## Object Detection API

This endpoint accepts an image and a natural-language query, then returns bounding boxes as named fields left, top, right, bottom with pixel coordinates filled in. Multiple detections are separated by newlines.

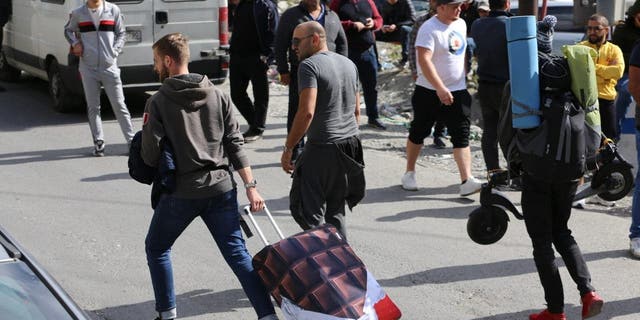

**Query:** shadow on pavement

left=378, top=249, right=628, bottom=287
left=0, top=143, right=130, bottom=166
left=89, top=288, right=251, bottom=320
left=361, top=185, right=471, bottom=204
left=377, top=205, right=476, bottom=222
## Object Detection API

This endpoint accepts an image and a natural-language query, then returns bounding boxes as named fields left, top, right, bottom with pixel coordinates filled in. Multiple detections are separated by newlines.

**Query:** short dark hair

left=489, top=0, right=507, bottom=10
left=589, top=13, right=609, bottom=27
left=152, top=33, right=190, bottom=65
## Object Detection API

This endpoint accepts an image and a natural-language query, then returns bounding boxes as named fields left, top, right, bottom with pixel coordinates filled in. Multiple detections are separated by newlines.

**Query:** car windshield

left=0, top=261, right=74, bottom=319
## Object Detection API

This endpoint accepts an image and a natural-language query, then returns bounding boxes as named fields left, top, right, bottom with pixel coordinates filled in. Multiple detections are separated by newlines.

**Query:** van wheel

left=47, top=61, right=78, bottom=113
left=0, top=50, right=21, bottom=82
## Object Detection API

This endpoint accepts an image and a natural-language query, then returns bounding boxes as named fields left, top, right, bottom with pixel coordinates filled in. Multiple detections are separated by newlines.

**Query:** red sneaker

left=581, top=291, right=604, bottom=319
left=529, top=309, right=567, bottom=320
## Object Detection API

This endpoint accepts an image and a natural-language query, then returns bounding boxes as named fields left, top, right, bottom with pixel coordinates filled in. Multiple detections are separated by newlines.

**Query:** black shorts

left=409, top=85, right=471, bottom=148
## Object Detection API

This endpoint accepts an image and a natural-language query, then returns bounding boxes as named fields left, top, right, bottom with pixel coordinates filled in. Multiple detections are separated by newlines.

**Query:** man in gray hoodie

left=64, top=0, right=134, bottom=156
left=141, top=33, right=277, bottom=320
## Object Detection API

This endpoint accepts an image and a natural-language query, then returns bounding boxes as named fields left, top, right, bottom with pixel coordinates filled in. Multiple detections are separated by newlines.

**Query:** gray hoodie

left=141, top=74, right=249, bottom=199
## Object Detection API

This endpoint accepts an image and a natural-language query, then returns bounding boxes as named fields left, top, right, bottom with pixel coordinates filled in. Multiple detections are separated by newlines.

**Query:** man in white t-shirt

left=400, top=0, right=483, bottom=197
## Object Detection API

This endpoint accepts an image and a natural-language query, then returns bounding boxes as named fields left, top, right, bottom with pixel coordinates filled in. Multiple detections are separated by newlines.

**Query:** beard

left=588, top=35, right=604, bottom=44
left=156, top=68, right=170, bottom=82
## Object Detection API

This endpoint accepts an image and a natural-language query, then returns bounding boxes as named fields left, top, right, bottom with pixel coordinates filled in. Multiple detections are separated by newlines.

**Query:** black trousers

left=521, top=174, right=595, bottom=313
left=478, top=81, right=506, bottom=171
left=598, top=98, right=616, bottom=140
left=229, top=54, right=269, bottom=131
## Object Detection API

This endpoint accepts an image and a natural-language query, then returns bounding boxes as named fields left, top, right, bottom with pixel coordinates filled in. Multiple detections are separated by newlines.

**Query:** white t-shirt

left=89, top=4, right=104, bottom=28
left=414, top=16, right=467, bottom=91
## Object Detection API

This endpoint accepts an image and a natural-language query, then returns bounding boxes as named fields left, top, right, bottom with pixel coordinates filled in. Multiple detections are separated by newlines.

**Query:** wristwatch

left=283, top=145, right=293, bottom=153
left=244, top=179, right=257, bottom=189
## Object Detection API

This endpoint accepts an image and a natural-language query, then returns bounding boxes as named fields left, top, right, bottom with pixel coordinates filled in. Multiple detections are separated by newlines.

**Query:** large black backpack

left=516, top=91, right=586, bottom=182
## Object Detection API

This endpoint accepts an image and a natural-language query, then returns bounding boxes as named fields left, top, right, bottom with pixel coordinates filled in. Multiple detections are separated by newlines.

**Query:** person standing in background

left=374, top=0, right=416, bottom=67
left=331, top=0, right=387, bottom=130
left=580, top=14, right=624, bottom=141
left=64, top=0, right=135, bottom=156
left=470, top=0, right=512, bottom=179
left=624, top=40, right=640, bottom=259
left=275, top=0, right=347, bottom=162
left=612, top=0, right=640, bottom=141
left=229, top=0, right=279, bottom=142
left=0, top=0, right=10, bottom=92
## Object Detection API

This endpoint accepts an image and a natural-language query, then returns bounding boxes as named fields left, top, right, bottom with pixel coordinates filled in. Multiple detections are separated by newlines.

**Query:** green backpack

left=562, top=44, right=602, bottom=156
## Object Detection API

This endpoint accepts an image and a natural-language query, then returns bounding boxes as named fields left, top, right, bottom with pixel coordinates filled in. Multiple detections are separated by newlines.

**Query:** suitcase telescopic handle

left=243, top=205, right=285, bottom=246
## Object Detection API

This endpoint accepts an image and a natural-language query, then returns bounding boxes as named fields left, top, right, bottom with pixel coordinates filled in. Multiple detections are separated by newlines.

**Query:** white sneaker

left=588, top=195, right=616, bottom=207
left=401, top=171, right=418, bottom=191
left=630, top=238, right=640, bottom=259
left=460, top=176, right=483, bottom=197
left=572, top=198, right=586, bottom=209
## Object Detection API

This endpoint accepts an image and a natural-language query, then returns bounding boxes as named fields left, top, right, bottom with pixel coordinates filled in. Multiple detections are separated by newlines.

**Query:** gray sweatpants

left=79, top=63, right=134, bottom=144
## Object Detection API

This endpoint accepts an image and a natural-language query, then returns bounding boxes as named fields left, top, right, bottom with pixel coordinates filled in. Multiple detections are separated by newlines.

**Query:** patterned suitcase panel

left=253, top=225, right=368, bottom=318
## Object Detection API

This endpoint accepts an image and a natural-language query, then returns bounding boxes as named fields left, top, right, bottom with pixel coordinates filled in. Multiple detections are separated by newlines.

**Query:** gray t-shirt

left=297, top=51, right=359, bottom=143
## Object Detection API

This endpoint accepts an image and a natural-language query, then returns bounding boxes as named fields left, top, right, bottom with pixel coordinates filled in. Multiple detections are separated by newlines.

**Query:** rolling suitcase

left=242, top=206, right=402, bottom=320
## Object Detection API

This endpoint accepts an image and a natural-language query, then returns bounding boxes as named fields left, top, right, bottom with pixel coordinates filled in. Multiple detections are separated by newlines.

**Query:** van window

left=41, top=0, right=65, bottom=4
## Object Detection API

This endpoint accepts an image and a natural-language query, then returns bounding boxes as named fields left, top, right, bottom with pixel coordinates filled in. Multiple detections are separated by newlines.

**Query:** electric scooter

left=467, top=140, right=635, bottom=245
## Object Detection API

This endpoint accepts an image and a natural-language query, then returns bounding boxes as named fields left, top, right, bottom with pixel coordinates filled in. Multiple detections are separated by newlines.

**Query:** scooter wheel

left=593, top=161, right=634, bottom=202
left=467, top=206, right=509, bottom=245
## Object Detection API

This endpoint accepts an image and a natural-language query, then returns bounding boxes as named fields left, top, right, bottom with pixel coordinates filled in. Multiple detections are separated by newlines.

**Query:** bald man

left=281, top=21, right=365, bottom=239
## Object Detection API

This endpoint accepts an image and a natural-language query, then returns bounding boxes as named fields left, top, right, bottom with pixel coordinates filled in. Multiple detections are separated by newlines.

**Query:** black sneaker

left=368, top=118, right=387, bottom=130
left=93, top=140, right=105, bottom=157
left=242, top=128, right=263, bottom=143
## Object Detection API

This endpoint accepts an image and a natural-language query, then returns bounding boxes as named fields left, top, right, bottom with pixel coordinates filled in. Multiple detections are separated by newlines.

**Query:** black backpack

left=516, top=91, right=586, bottom=182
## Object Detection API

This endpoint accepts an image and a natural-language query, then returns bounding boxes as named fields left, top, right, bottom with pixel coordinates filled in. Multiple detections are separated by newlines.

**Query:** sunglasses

left=292, top=34, right=314, bottom=47
left=586, top=26, right=605, bottom=32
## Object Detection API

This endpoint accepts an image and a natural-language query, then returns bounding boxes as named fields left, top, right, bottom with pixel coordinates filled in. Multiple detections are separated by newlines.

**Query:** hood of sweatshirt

left=158, top=73, right=213, bottom=111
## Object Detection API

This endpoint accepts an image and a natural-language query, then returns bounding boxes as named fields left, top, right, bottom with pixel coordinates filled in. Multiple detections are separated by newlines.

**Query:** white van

left=0, top=0, right=230, bottom=112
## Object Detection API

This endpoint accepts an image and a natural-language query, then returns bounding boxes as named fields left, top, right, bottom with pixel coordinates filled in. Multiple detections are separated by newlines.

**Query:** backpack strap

left=511, top=99, right=542, bottom=119
left=556, top=102, right=572, bottom=163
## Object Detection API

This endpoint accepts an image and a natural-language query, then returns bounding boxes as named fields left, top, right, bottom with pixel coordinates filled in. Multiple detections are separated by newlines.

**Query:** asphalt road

left=1, top=75, right=639, bottom=320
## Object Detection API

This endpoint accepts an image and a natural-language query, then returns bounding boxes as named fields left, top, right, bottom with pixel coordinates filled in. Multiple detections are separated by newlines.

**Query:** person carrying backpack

left=517, top=16, right=604, bottom=320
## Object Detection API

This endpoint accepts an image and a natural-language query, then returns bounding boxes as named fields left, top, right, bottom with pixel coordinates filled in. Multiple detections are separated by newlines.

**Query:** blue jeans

left=631, top=130, right=640, bottom=239
left=615, top=73, right=632, bottom=140
left=145, top=190, right=275, bottom=319
left=349, top=46, right=379, bottom=120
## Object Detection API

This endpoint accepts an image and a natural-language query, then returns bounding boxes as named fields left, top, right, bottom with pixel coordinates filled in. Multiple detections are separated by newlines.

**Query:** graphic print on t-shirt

left=448, top=30, right=465, bottom=55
